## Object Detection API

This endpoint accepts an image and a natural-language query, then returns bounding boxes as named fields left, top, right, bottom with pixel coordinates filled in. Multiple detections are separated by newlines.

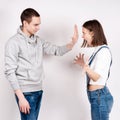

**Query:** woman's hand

left=74, top=53, right=100, bottom=81
left=74, top=53, right=85, bottom=67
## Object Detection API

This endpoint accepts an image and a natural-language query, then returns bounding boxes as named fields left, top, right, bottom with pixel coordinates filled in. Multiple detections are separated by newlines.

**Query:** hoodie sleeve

left=4, top=39, right=20, bottom=91
left=41, top=39, right=71, bottom=56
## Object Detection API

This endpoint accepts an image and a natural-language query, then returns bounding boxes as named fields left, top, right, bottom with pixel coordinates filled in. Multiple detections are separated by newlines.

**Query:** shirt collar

left=17, top=26, right=37, bottom=44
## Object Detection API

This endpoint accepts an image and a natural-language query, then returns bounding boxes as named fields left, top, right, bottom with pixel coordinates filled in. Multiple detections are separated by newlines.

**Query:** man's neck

left=21, top=27, right=33, bottom=37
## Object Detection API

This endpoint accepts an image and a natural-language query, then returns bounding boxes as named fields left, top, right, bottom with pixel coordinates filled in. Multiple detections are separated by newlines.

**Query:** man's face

left=24, top=16, right=41, bottom=36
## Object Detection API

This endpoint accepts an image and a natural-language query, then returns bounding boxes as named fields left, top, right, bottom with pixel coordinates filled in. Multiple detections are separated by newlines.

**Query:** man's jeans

left=16, top=90, right=43, bottom=120
left=87, top=86, right=113, bottom=120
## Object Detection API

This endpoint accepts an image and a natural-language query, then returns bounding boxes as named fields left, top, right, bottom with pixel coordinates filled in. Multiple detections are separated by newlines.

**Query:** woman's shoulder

left=96, top=45, right=110, bottom=53
left=95, top=45, right=111, bottom=58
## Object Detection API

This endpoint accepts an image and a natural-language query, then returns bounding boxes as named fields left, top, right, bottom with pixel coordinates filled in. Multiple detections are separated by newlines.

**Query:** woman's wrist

left=83, top=64, right=89, bottom=72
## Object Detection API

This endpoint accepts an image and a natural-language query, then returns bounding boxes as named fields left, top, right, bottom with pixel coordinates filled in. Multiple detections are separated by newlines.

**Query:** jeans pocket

left=23, top=92, right=33, bottom=96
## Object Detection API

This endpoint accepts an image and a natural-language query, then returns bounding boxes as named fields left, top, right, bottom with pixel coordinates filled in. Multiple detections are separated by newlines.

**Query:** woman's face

left=82, top=27, right=94, bottom=46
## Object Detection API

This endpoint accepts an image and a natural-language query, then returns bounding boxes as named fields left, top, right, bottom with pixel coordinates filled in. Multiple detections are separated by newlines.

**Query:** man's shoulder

left=6, top=33, right=20, bottom=47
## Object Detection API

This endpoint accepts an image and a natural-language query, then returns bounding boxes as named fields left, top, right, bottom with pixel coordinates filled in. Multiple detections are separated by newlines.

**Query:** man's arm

left=5, top=40, right=20, bottom=90
left=41, top=25, right=79, bottom=56
left=5, top=40, right=30, bottom=114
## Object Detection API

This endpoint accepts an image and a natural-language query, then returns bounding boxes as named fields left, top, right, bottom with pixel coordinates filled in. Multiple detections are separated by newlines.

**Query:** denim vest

left=86, top=46, right=112, bottom=88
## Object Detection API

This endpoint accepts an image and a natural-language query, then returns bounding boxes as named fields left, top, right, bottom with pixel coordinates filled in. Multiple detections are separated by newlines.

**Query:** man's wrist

left=66, top=42, right=74, bottom=49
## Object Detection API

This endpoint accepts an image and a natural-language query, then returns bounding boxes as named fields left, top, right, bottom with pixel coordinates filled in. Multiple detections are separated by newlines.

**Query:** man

left=5, top=8, right=78, bottom=120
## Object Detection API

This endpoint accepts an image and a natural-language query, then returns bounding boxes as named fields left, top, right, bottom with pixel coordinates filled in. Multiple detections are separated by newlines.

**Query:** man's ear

left=23, top=20, right=28, bottom=27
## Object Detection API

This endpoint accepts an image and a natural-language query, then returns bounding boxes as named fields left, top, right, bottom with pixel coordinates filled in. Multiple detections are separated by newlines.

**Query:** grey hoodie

left=5, top=27, right=70, bottom=92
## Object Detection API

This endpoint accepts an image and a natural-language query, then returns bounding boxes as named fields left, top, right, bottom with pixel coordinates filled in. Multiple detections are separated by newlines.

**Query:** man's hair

left=81, top=19, right=107, bottom=47
left=20, top=8, right=40, bottom=25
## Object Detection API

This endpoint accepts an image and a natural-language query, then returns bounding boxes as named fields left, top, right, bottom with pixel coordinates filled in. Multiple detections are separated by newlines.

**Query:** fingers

left=19, top=99, right=31, bottom=114
left=77, top=53, right=84, bottom=59
left=74, top=24, right=79, bottom=38
left=20, top=105, right=30, bottom=114
left=26, top=104, right=30, bottom=114
left=74, top=54, right=79, bottom=64
left=72, top=24, right=79, bottom=44
left=75, top=55, right=80, bottom=59
left=20, top=104, right=30, bottom=114
left=74, top=24, right=78, bottom=34
left=81, top=53, right=84, bottom=59
left=74, top=53, right=84, bottom=62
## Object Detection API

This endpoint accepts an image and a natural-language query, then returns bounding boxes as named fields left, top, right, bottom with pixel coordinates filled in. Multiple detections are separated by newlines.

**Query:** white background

left=0, top=0, right=120, bottom=120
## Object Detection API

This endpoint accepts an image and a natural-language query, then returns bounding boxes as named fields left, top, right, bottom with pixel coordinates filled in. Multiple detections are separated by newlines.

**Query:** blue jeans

left=87, top=86, right=113, bottom=120
left=16, top=90, right=43, bottom=120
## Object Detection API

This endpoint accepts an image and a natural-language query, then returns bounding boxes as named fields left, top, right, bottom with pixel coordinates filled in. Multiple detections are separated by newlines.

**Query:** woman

left=74, top=19, right=113, bottom=120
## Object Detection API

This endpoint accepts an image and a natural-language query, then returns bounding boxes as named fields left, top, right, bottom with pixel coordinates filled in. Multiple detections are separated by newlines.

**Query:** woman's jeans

left=16, top=90, right=43, bottom=120
left=87, top=86, right=113, bottom=120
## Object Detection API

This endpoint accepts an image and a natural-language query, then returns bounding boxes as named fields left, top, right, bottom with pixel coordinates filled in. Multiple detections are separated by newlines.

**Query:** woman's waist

left=87, top=86, right=112, bottom=101
left=88, top=85, right=105, bottom=91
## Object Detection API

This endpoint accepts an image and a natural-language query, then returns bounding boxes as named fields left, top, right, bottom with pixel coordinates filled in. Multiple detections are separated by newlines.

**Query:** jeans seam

left=97, top=91, right=100, bottom=105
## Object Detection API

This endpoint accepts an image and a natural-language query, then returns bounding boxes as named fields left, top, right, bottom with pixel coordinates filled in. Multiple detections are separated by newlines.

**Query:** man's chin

left=31, top=32, right=36, bottom=35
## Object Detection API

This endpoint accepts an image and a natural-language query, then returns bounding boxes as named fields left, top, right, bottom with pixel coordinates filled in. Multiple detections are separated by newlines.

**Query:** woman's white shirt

left=89, top=45, right=112, bottom=85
